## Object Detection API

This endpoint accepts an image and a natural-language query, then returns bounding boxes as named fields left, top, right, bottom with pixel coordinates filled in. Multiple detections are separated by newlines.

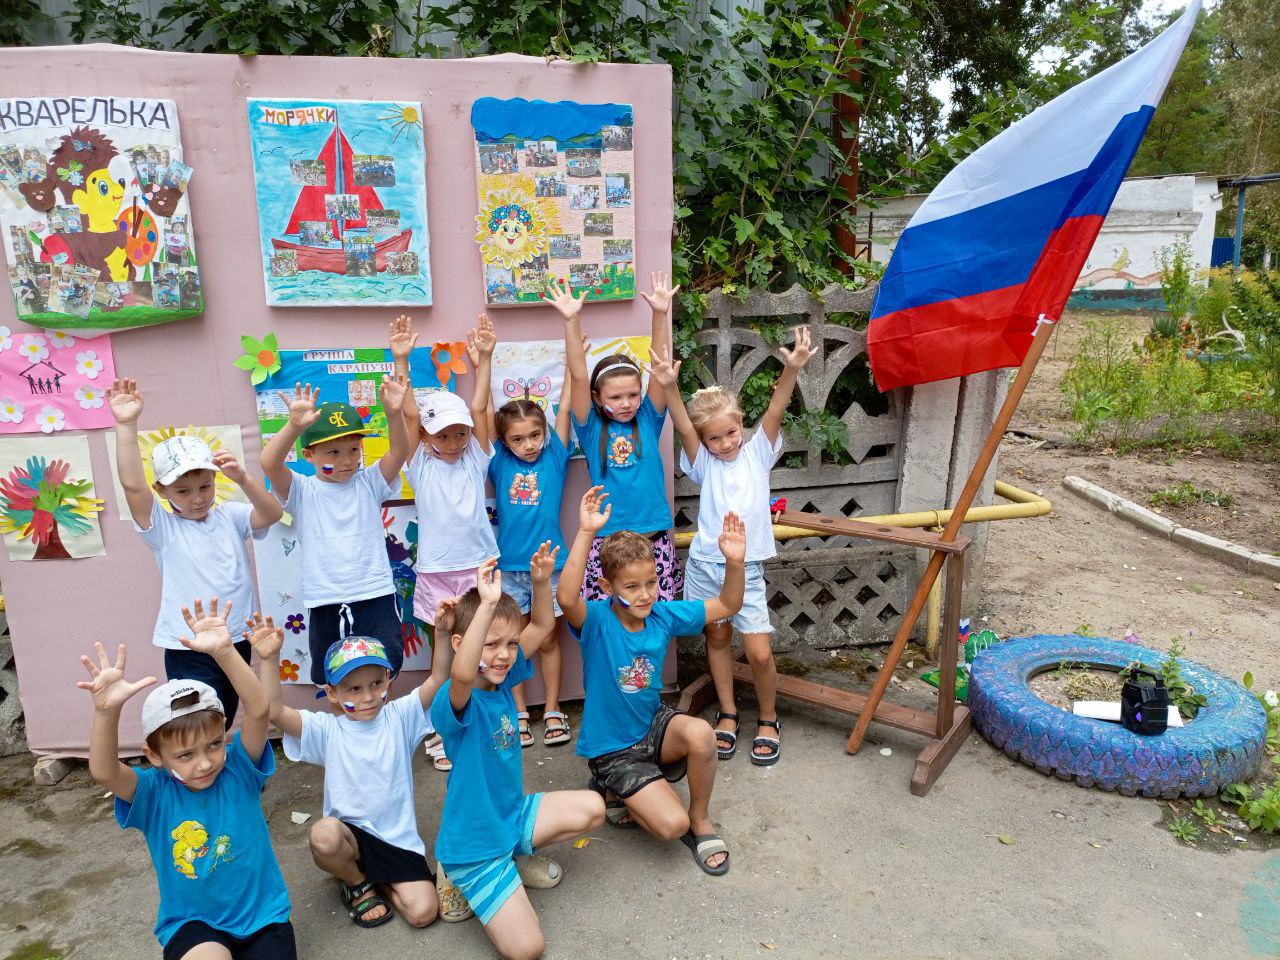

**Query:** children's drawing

left=246, top=100, right=431, bottom=306
left=0, top=97, right=201, bottom=331
left=489, top=335, right=650, bottom=457
left=104, top=424, right=248, bottom=520
left=253, top=346, right=452, bottom=498
left=253, top=504, right=432, bottom=684
left=0, top=433, right=105, bottom=560
left=0, top=324, right=117, bottom=435
left=471, top=98, right=635, bottom=307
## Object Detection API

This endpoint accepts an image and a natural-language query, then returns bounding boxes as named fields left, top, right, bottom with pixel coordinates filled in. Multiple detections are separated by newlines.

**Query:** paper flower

left=431, top=341, right=468, bottom=387
left=279, top=660, right=300, bottom=682
left=233, top=333, right=282, bottom=386
left=75, top=384, right=104, bottom=409
left=0, top=398, right=23, bottom=423
left=47, top=330, right=76, bottom=349
left=1265, top=690, right=1278, bottom=708
left=74, top=350, right=104, bottom=379
left=284, top=613, right=306, bottom=634
left=0, top=326, right=12, bottom=351
left=19, top=334, right=48, bottom=363
left=35, top=405, right=64, bottom=433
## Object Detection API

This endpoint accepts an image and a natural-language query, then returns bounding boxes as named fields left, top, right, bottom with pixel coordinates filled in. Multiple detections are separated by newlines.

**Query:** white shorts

left=683, top=557, right=773, bottom=635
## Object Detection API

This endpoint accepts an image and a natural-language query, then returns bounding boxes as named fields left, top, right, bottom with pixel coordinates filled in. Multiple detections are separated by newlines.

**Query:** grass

left=1148, top=481, right=1234, bottom=510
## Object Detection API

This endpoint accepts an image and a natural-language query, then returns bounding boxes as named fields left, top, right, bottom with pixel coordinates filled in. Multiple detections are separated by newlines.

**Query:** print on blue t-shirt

left=572, top=396, right=672, bottom=536
left=571, top=599, right=706, bottom=758
left=488, top=431, right=569, bottom=571
left=430, top=648, right=535, bottom=863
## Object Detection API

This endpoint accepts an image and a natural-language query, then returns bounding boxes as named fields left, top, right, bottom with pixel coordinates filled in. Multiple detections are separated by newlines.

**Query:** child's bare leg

left=661, top=714, right=726, bottom=868
left=308, top=818, right=389, bottom=922
left=530, top=789, right=605, bottom=848
left=176, top=944, right=233, bottom=959
left=743, top=631, right=779, bottom=753
left=483, top=887, right=545, bottom=960
left=513, top=680, right=529, bottom=717
left=385, top=879, right=438, bottom=928
left=704, top=620, right=738, bottom=750
left=540, top=622, right=564, bottom=714
left=619, top=778, right=689, bottom=841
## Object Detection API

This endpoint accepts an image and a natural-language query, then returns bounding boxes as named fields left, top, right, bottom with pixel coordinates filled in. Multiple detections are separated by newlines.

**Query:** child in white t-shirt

left=260, top=373, right=411, bottom=686
left=108, top=377, right=283, bottom=725
left=650, top=326, right=812, bottom=766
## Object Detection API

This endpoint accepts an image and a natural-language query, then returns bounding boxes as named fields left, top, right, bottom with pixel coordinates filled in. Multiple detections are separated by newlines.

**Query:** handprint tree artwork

left=0, top=435, right=105, bottom=560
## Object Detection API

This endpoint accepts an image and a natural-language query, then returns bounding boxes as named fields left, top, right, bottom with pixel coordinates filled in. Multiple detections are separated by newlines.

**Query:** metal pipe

left=1234, top=185, right=1247, bottom=272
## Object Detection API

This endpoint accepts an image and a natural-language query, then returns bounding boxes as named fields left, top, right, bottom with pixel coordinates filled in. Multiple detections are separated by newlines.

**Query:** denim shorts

left=683, top=557, right=773, bottom=634
left=503, top=569, right=563, bottom=617
left=438, top=793, right=542, bottom=925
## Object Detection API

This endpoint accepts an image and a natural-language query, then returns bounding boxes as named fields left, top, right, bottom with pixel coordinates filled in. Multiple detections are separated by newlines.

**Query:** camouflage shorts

left=587, top=704, right=688, bottom=799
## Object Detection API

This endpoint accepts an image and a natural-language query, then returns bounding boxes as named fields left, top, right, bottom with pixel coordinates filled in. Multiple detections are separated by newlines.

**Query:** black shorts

left=307, top=593, right=403, bottom=684
left=163, top=920, right=295, bottom=960
left=347, top=822, right=435, bottom=884
left=587, top=704, right=688, bottom=799
left=165, top=641, right=252, bottom=728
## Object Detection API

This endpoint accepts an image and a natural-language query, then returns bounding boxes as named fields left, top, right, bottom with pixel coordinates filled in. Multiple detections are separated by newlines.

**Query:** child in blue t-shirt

left=485, top=321, right=579, bottom=750
left=431, top=550, right=604, bottom=959
left=553, top=271, right=684, bottom=601
left=558, top=487, right=746, bottom=878
left=77, top=598, right=295, bottom=959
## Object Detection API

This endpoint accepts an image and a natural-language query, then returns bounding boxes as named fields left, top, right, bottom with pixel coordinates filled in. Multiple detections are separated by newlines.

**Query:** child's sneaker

left=515, top=854, right=562, bottom=889
left=423, top=732, right=451, bottom=772
left=436, top=864, right=474, bottom=922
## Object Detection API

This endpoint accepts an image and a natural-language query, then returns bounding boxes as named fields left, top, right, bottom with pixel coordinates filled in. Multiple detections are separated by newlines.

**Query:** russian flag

left=867, top=2, right=1200, bottom=391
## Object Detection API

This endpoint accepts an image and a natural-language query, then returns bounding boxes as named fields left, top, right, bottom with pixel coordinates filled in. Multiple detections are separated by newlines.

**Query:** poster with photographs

left=0, top=96, right=202, bottom=331
left=471, top=98, right=635, bottom=307
left=246, top=99, right=432, bottom=306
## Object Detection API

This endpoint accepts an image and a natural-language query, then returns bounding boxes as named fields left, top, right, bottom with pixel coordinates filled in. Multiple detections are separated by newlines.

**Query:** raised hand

left=579, top=485, right=611, bottom=534
left=179, top=597, right=234, bottom=657
left=435, top=596, right=460, bottom=637
left=212, top=449, right=245, bottom=484
left=546, top=277, right=587, bottom=322
left=780, top=325, right=813, bottom=370
left=471, top=313, right=496, bottom=358
left=718, top=511, right=747, bottom=564
left=647, top=345, right=681, bottom=388
left=389, top=314, right=419, bottom=360
left=243, top=612, right=283, bottom=660
left=379, top=372, right=409, bottom=414
left=107, top=377, right=144, bottom=425
left=77, top=642, right=156, bottom=713
left=476, top=556, right=502, bottom=606
left=639, top=271, right=681, bottom=314
left=279, top=382, right=321, bottom=430
left=529, top=540, right=560, bottom=583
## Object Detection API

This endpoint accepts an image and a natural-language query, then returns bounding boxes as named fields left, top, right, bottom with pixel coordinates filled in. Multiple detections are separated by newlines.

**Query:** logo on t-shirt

left=491, top=713, right=519, bottom=751
left=616, top=656, right=655, bottom=693
left=170, top=819, right=235, bottom=879
left=607, top=429, right=635, bottom=468
left=508, top=470, right=541, bottom=506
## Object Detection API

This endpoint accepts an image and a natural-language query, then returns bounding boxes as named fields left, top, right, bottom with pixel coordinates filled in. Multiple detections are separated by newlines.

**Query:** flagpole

left=846, top=315, right=1060, bottom=753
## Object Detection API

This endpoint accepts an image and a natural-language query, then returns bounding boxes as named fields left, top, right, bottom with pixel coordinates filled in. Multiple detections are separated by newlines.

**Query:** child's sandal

left=588, top=776, right=638, bottom=829
left=751, top=718, right=781, bottom=766
left=543, top=710, right=571, bottom=747
left=341, top=879, right=394, bottom=928
left=517, top=711, right=534, bottom=749
left=423, top=733, right=452, bottom=772
left=714, top=711, right=739, bottom=761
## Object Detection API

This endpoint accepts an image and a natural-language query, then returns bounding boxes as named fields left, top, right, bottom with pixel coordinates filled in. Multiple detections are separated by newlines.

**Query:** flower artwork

left=471, top=98, right=636, bottom=307
left=0, top=434, right=105, bottom=560
left=232, top=333, right=282, bottom=385
left=0, top=96, right=202, bottom=331
left=431, top=341, right=468, bottom=388
left=103, top=424, right=248, bottom=520
left=0, top=324, right=117, bottom=435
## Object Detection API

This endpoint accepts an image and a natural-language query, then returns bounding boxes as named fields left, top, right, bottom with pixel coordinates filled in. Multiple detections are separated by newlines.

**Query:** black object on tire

left=969, top=634, right=1266, bottom=798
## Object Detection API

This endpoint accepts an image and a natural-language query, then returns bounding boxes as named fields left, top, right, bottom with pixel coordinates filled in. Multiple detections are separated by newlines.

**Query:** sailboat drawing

left=269, top=117, right=412, bottom=275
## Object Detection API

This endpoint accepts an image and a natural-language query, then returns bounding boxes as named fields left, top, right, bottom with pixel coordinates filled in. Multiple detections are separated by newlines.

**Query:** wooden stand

left=676, top=510, right=972, bottom=796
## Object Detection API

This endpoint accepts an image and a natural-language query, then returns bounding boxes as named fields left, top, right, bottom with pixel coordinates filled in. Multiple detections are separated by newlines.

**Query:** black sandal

left=714, top=711, right=739, bottom=761
left=342, top=879, right=394, bottom=928
left=751, top=718, right=781, bottom=766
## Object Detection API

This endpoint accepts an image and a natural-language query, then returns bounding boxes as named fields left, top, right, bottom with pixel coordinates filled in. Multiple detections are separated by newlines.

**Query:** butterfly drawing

left=282, top=538, right=297, bottom=556
left=277, top=591, right=293, bottom=606
left=502, top=376, right=552, bottom=412
left=70, top=138, right=92, bottom=152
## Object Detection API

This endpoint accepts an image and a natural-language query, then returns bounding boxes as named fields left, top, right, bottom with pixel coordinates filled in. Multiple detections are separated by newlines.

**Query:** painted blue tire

left=969, top=634, right=1266, bottom=798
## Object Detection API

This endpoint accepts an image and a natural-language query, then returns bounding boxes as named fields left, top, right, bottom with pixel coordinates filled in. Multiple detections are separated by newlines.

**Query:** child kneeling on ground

left=558, top=487, right=746, bottom=877
left=78, top=599, right=296, bottom=960
left=432, top=549, right=604, bottom=960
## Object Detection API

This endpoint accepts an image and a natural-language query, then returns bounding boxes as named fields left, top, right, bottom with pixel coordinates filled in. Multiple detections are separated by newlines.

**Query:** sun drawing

left=137, top=427, right=239, bottom=510
left=379, top=104, right=423, bottom=145
left=475, top=185, right=549, bottom=270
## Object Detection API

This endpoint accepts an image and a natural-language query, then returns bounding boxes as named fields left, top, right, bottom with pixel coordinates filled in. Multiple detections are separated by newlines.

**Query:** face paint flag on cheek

left=342, top=701, right=358, bottom=712
left=321, top=465, right=335, bottom=474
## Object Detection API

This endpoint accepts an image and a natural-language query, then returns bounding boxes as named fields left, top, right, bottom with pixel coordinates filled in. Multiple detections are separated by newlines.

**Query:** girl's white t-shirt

left=680, top=427, right=783, bottom=563
left=406, top=435, right=498, bottom=573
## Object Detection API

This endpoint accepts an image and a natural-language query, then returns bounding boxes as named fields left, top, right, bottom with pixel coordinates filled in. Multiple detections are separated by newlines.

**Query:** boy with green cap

left=261, top=373, right=411, bottom=684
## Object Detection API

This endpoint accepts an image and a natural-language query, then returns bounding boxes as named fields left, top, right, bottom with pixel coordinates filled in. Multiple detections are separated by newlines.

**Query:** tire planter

left=969, top=634, right=1266, bottom=798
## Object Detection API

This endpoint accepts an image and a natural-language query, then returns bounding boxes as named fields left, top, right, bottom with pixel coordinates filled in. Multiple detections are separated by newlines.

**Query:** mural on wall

left=471, top=98, right=635, bottom=307
left=0, top=433, right=105, bottom=560
left=104, top=424, right=248, bottom=520
left=246, top=99, right=432, bottom=306
left=0, top=97, right=201, bottom=331
left=0, top=325, right=117, bottom=435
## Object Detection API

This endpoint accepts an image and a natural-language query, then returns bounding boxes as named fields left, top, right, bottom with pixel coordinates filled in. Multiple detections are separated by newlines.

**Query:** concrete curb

left=1063, top=475, right=1280, bottom=581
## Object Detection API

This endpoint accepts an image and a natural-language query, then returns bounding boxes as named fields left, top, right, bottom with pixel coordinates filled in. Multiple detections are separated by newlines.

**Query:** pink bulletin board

left=0, top=45, right=674, bottom=755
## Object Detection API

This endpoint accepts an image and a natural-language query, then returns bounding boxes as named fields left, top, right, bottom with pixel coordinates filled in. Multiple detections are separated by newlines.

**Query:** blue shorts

left=503, top=569, right=563, bottom=617
left=683, top=558, right=773, bottom=634
left=439, top=793, right=542, bottom=925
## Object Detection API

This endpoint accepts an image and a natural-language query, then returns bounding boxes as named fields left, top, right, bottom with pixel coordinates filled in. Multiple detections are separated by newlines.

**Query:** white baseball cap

left=419, top=391, right=473, bottom=434
left=152, top=435, right=217, bottom=485
left=141, top=678, right=225, bottom=739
